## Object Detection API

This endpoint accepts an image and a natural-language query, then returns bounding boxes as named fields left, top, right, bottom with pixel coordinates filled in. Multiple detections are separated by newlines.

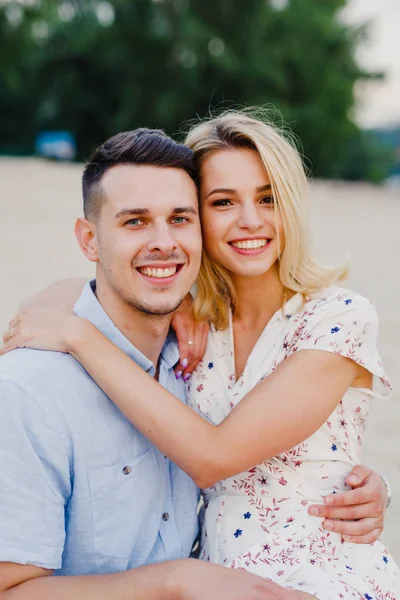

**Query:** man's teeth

left=231, top=239, right=268, bottom=249
left=139, top=266, right=177, bottom=278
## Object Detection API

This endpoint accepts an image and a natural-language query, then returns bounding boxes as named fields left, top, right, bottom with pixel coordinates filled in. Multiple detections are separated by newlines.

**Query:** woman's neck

left=231, top=264, right=285, bottom=329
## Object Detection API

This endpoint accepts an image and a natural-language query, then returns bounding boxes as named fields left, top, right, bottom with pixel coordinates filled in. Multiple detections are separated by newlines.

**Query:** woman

left=3, top=111, right=399, bottom=598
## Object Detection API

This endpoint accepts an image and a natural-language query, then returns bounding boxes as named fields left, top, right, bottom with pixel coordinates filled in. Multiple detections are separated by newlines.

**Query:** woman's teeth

left=138, top=266, right=177, bottom=278
left=231, top=239, right=268, bottom=249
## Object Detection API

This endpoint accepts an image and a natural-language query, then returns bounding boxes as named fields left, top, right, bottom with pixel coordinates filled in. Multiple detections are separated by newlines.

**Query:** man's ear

left=74, top=218, right=99, bottom=263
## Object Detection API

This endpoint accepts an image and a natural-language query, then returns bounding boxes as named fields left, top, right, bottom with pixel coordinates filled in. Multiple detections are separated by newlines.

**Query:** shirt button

left=162, top=512, right=169, bottom=522
left=122, top=466, right=131, bottom=475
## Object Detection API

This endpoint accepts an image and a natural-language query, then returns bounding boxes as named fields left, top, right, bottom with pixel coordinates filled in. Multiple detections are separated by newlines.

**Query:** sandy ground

left=0, top=157, right=399, bottom=561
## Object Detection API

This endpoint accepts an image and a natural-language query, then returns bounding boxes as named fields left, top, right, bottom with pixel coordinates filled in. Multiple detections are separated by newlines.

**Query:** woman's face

left=200, top=147, right=283, bottom=278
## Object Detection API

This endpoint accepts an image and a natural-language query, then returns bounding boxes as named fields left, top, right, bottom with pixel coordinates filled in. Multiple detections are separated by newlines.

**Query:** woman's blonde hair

left=185, top=108, right=348, bottom=330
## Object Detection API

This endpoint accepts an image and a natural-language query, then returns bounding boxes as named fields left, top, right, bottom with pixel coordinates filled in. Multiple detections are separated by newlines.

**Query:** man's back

left=0, top=283, right=198, bottom=575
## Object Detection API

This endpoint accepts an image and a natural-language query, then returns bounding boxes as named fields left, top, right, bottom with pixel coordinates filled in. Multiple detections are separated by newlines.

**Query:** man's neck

left=94, top=279, right=172, bottom=367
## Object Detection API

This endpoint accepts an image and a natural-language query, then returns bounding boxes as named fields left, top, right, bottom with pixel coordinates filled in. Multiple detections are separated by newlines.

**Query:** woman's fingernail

left=324, top=496, right=334, bottom=505
left=175, top=371, right=183, bottom=379
left=182, top=358, right=188, bottom=368
left=324, top=520, right=333, bottom=531
left=309, top=507, right=319, bottom=516
left=342, top=535, right=351, bottom=542
left=183, top=373, right=191, bottom=382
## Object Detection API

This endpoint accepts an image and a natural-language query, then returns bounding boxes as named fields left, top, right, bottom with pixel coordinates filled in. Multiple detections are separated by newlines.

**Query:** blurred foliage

left=0, top=0, right=394, bottom=181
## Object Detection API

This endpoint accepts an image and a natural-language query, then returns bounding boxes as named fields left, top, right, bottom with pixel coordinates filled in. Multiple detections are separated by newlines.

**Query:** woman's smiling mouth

left=228, top=238, right=271, bottom=255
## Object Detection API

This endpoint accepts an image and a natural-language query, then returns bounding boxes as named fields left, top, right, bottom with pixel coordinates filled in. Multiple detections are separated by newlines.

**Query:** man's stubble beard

left=99, top=255, right=186, bottom=318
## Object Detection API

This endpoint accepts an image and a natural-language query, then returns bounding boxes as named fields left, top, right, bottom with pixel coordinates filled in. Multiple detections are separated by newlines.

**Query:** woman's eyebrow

left=256, top=184, right=272, bottom=192
left=205, top=184, right=272, bottom=199
left=205, top=187, right=236, bottom=199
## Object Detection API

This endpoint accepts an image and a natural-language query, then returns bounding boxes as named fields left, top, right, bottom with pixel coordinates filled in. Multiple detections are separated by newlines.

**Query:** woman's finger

left=0, top=334, right=25, bottom=355
left=180, top=325, right=195, bottom=375
left=183, top=322, right=209, bottom=379
left=173, top=319, right=193, bottom=377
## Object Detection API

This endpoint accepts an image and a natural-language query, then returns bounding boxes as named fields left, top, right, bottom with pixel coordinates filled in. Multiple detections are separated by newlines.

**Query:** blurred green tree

left=0, top=0, right=392, bottom=180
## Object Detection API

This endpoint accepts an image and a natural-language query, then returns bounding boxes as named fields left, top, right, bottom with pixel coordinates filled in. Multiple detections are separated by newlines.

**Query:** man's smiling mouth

left=136, top=264, right=183, bottom=280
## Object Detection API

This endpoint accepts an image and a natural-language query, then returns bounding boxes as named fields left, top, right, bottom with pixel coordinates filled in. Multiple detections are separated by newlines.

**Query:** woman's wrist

left=66, top=317, right=96, bottom=357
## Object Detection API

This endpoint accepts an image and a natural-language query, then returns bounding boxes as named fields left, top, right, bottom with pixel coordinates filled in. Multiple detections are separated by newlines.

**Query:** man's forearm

left=2, top=561, right=180, bottom=600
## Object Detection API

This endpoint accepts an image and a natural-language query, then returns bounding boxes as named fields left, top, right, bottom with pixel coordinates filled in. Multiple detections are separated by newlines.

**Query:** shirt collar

left=73, top=280, right=179, bottom=374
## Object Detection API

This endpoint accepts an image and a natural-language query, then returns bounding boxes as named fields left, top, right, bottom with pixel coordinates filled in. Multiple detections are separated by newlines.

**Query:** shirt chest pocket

left=87, top=448, right=163, bottom=560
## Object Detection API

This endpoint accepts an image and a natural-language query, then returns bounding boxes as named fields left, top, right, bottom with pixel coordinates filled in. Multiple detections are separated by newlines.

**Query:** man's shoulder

left=0, top=348, right=93, bottom=415
left=0, top=347, right=85, bottom=385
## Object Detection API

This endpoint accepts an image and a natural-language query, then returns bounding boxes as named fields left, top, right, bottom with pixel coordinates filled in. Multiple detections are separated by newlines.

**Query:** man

left=0, top=129, right=386, bottom=599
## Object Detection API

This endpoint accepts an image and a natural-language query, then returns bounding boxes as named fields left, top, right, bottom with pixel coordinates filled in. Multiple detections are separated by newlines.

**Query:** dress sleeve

left=284, top=290, right=391, bottom=398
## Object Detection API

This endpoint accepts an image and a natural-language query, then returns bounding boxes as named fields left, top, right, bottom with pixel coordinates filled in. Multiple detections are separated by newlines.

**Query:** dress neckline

left=227, top=292, right=304, bottom=386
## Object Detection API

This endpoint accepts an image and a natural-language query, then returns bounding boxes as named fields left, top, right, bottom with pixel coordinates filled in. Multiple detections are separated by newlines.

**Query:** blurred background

left=0, top=0, right=399, bottom=561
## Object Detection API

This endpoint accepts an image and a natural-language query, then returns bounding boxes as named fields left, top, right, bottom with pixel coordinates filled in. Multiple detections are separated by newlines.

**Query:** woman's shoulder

left=298, top=286, right=377, bottom=323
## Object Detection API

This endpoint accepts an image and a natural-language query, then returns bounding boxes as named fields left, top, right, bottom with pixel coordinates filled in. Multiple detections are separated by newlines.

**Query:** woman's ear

left=74, top=218, right=99, bottom=263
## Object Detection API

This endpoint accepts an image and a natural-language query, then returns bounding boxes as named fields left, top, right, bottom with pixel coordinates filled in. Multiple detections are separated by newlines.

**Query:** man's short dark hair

left=82, top=128, right=199, bottom=219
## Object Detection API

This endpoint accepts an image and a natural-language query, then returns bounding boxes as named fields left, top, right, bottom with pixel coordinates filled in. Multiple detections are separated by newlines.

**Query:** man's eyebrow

left=172, top=206, right=198, bottom=215
left=115, top=208, right=149, bottom=219
left=115, top=206, right=198, bottom=219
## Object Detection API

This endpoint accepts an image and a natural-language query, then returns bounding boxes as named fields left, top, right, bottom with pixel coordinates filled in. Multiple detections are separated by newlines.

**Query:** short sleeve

left=284, top=290, right=391, bottom=398
left=0, top=379, right=71, bottom=569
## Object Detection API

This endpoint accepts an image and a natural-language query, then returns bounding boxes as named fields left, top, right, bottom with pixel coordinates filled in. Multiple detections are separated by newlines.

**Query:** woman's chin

left=226, top=261, right=279, bottom=278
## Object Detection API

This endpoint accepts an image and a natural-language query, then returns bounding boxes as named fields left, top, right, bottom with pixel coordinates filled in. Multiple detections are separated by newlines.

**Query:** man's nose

left=237, top=202, right=264, bottom=231
left=147, top=222, right=177, bottom=253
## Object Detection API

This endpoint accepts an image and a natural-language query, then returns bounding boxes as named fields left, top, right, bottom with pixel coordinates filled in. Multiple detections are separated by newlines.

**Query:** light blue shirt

left=0, top=281, right=199, bottom=575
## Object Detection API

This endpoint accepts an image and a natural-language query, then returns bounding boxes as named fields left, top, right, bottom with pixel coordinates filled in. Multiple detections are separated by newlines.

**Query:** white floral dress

left=186, top=287, right=399, bottom=599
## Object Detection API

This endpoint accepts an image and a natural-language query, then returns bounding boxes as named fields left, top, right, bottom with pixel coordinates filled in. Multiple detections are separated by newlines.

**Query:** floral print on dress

left=186, top=287, right=399, bottom=599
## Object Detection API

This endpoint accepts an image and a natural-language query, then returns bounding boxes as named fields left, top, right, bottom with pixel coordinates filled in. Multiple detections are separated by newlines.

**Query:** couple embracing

left=1, top=110, right=398, bottom=599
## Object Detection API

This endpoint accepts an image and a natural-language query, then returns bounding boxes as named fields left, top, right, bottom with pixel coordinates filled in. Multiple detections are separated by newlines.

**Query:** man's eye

left=171, top=216, right=188, bottom=224
left=125, top=218, right=144, bottom=226
left=260, top=195, right=274, bottom=205
left=211, top=199, right=232, bottom=207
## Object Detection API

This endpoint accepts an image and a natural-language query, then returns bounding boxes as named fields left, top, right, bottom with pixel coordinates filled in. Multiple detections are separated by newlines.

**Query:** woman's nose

left=237, top=203, right=264, bottom=231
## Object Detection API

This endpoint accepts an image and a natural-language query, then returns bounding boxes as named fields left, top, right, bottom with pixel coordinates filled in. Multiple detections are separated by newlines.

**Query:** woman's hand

left=171, top=295, right=209, bottom=380
left=1, top=307, right=84, bottom=355
left=308, top=465, right=387, bottom=543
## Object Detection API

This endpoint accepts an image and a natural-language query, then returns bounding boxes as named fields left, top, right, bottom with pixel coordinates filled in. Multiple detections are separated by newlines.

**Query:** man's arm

left=0, top=560, right=174, bottom=599
left=0, top=559, right=308, bottom=600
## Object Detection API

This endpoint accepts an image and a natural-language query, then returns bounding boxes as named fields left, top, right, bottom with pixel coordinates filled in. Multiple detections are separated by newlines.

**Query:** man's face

left=89, top=164, right=202, bottom=316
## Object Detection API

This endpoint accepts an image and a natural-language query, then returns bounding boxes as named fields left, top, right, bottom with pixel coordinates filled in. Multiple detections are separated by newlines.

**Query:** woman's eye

left=125, top=218, right=144, bottom=226
left=171, top=216, right=188, bottom=224
left=211, top=199, right=232, bottom=207
left=260, top=195, right=274, bottom=205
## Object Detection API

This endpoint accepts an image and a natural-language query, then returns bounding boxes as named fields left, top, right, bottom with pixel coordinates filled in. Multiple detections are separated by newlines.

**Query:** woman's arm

left=67, top=321, right=359, bottom=488
left=3, top=314, right=361, bottom=488
left=19, top=278, right=87, bottom=312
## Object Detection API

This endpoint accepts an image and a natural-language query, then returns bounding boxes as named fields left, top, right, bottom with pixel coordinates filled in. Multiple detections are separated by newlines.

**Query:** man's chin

left=130, top=297, right=184, bottom=317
